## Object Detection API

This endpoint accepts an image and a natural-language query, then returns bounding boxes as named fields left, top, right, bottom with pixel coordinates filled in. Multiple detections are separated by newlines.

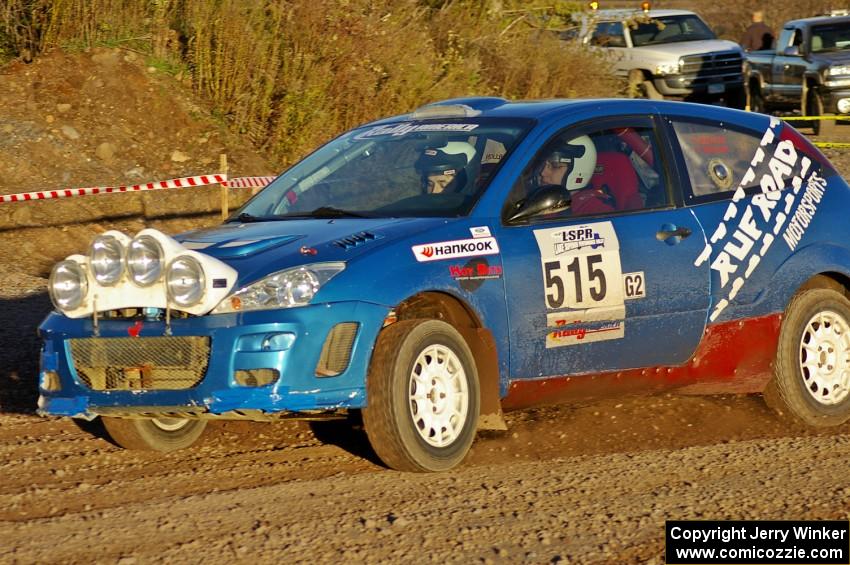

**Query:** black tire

left=805, top=88, right=836, bottom=137
left=101, top=416, right=208, bottom=452
left=362, top=319, right=480, bottom=472
left=642, top=80, right=663, bottom=100
left=726, top=86, right=747, bottom=110
left=748, top=84, right=766, bottom=113
left=769, top=289, right=850, bottom=427
left=627, top=70, right=662, bottom=100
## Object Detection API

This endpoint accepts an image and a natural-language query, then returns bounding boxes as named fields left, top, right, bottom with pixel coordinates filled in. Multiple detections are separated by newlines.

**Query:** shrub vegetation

left=1, top=0, right=619, bottom=165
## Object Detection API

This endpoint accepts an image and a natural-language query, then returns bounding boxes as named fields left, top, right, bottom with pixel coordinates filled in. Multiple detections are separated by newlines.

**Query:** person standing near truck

left=741, top=10, right=774, bottom=51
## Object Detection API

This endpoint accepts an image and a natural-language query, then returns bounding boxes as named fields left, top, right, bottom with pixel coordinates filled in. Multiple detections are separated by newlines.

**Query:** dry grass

left=0, top=0, right=620, bottom=166
left=2, top=0, right=838, bottom=167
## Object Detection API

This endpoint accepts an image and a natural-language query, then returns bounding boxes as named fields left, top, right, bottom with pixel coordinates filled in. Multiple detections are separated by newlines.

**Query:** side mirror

left=506, top=184, right=571, bottom=222
left=783, top=45, right=800, bottom=56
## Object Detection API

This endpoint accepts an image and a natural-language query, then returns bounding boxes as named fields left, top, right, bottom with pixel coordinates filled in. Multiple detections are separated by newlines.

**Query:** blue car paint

left=38, top=97, right=850, bottom=420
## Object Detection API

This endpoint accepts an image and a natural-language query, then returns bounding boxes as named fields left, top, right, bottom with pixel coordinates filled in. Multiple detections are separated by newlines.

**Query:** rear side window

left=672, top=121, right=762, bottom=198
left=672, top=118, right=836, bottom=203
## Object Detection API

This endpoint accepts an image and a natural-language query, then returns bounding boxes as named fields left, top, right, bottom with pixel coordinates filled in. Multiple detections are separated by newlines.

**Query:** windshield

left=236, top=117, right=533, bottom=219
left=630, top=15, right=716, bottom=47
left=810, top=23, right=850, bottom=53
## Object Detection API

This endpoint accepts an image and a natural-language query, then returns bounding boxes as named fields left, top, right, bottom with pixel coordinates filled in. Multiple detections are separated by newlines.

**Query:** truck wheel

left=806, top=89, right=836, bottom=136
left=627, top=70, right=662, bottom=100
left=747, top=83, right=766, bottom=113
left=769, top=289, right=850, bottom=427
left=102, top=416, right=208, bottom=451
left=726, top=87, right=747, bottom=110
left=362, top=319, right=480, bottom=472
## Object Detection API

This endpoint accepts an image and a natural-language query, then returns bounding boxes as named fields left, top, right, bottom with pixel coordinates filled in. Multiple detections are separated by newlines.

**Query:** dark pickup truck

left=745, top=14, right=850, bottom=134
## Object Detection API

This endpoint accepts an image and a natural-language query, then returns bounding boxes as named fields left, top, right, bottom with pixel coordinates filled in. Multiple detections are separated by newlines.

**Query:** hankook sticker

left=412, top=236, right=499, bottom=262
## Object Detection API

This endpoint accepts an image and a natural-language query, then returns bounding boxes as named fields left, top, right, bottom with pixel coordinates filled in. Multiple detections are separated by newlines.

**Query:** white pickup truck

left=577, top=7, right=746, bottom=108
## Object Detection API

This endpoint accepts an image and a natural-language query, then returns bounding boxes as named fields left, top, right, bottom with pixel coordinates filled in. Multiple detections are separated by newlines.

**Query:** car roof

left=362, top=97, right=756, bottom=126
left=783, top=15, right=850, bottom=28
left=592, top=9, right=698, bottom=20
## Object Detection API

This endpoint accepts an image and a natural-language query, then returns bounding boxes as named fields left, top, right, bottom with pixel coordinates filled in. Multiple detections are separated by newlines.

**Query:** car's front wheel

left=362, top=319, right=480, bottom=472
left=102, top=416, right=208, bottom=451
left=770, top=288, right=850, bottom=427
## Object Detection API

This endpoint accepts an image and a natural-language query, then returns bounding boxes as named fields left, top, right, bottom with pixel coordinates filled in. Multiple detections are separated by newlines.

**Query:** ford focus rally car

left=40, top=97, right=850, bottom=472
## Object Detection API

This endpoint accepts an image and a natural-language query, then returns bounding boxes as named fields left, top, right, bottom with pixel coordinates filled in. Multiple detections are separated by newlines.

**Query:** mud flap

left=457, top=326, right=507, bottom=431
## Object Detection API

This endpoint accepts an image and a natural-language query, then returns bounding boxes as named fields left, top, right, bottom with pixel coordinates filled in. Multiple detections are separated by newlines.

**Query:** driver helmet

left=415, top=141, right=476, bottom=193
left=544, top=135, right=597, bottom=192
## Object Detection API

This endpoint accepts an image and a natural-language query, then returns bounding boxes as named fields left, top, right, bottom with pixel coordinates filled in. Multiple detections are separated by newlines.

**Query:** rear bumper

left=37, top=301, right=390, bottom=419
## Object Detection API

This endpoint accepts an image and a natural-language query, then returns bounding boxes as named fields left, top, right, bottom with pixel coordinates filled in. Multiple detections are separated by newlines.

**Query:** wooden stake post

left=220, top=153, right=229, bottom=220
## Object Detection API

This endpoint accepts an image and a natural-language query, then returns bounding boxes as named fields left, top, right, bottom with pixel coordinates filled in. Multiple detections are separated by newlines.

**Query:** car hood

left=176, top=217, right=446, bottom=286
left=632, top=39, right=741, bottom=59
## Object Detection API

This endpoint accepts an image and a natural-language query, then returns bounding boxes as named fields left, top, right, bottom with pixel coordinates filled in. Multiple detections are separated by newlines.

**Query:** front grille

left=680, top=51, right=743, bottom=84
left=316, top=322, right=359, bottom=377
left=69, top=336, right=210, bottom=391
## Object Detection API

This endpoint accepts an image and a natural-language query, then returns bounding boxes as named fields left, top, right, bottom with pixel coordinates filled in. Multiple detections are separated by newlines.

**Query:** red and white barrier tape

left=0, top=173, right=278, bottom=204
left=0, top=174, right=227, bottom=204
left=224, top=176, right=275, bottom=189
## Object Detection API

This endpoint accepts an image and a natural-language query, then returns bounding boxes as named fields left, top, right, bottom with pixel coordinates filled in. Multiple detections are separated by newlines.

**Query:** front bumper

left=37, top=301, right=390, bottom=419
left=653, top=74, right=744, bottom=99
left=821, top=84, right=850, bottom=114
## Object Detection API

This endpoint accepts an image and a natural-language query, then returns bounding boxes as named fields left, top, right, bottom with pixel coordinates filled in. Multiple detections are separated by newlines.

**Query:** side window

left=672, top=121, right=761, bottom=198
left=776, top=28, right=795, bottom=51
left=503, top=124, right=669, bottom=223
left=590, top=22, right=626, bottom=47
left=671, top=119, right=835, bottom=202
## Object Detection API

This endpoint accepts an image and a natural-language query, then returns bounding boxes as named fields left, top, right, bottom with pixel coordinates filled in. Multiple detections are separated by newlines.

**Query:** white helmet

left=546, top=135, right=597, bottom=191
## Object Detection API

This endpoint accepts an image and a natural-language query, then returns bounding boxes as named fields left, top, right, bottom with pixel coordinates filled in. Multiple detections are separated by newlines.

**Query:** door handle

left=656, top=226, right=692, bottom=242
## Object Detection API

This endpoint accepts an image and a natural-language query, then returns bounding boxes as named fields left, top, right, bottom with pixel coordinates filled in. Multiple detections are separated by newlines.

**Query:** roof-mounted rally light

left=49, top=228, right=238, bottom=319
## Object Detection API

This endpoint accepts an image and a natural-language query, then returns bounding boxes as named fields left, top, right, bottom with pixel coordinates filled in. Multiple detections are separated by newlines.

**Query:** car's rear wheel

left=770, top=289, right=850, bottom=427
left=101, top=416, right=208, bottom=451
left=362, top=319, right=479, bottom=472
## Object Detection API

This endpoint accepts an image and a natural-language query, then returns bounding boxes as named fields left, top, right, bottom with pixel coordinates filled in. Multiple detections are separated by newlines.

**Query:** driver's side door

left=497, top=116, right=710, bottom=380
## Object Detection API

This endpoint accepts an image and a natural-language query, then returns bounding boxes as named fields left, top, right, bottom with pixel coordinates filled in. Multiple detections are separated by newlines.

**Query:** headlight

left=654, top=61, right=681, bottom=76
left=212, top=262, right=345, bottom=314
left=127, top=235, right=164, bottom=287
left=167, top=255, right=206, bottom=307
left=49, top=260, right=88, bottom=311
left=89, top=235, right=124, bottom=286
left=828, top=65, right=850, bottom=76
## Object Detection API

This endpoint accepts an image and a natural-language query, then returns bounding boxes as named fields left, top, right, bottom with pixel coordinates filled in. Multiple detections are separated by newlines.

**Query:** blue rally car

left=40, top=97, right=850, bottom=471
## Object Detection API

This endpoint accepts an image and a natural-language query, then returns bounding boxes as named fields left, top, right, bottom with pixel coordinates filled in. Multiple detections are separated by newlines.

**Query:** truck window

left=589, top=21, right=626, bottom=47
left=630, top=15, right=715, bottom=47
left=776, top=27, right=797, bottom=51
left=810, top=23, right=850, bottom=52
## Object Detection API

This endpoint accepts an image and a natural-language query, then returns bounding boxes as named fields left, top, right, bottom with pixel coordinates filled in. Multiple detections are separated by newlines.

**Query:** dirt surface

left=3, top=49, right=850, bottom=564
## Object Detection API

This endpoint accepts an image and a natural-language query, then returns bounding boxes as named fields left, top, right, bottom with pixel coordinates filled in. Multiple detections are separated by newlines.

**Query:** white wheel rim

left=408, top=343, right=469, bottom=448
left=151, top=417, right=190, bottom=432
left=799, top=310, right=850, bottom=405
